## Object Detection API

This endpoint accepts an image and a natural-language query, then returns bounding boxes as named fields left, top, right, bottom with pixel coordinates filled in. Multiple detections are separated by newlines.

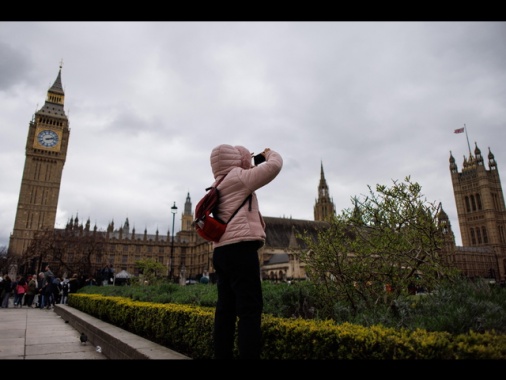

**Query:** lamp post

left=169, top=202, right=177, bottom=282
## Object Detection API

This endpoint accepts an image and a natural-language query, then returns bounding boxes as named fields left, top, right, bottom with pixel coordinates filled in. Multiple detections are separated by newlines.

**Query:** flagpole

left=464, top=124, right=472, bottom=157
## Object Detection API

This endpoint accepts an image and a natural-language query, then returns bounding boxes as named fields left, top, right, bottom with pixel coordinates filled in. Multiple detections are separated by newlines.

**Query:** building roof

left=263, top=216, right=329, bottom=249
left=265, top=252, right=289, bottom=265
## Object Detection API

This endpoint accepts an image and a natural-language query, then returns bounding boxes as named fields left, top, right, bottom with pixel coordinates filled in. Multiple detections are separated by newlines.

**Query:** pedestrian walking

left=42, top=266, right=55, bottom=309
left=13, top=275, right=27, bottom=307
left=25, top=275, right=37, bottom=307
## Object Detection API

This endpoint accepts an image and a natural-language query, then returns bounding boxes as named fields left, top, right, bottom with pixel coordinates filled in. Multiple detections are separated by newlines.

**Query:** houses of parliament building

left=7, top=67, right=506, bottom=284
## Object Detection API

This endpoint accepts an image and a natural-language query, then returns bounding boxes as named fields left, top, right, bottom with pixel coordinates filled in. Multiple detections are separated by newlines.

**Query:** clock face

left=37, top=130, right=59, bottom=148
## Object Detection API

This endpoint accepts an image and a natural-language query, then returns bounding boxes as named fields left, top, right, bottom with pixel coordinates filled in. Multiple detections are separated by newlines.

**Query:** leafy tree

left=135, top=259, right=167, bottom=285
left=296, top=176, right=460, bottom=318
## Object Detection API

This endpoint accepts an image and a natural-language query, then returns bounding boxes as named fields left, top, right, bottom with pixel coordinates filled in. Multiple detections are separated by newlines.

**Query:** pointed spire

left=288, top=226, right=299, bottom=249
left=108, top=219, right=115, bottom=233
left=437, top=202, right=449, bottom=221
left=184, top=192, right=192, bottom=215
left=314, top=161, right=336, bottom=221
left=49, top=61, right=65, bottom=95
left=123, top=218, right=130, bottom=235
left=449, top=151, right=458, bottom=173
left=37, top=63, right=67, bottom=119
left=488, top=147, right=497, bottom=170
left=437, top=203, right=454, bottom=243
left=475, top=142, right=483, bottom=165
left=319, top=161, right=328, bottom=198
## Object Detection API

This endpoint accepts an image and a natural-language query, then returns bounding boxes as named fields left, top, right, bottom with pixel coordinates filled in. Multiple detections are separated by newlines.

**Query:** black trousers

left=212, top=241, right=263, bottom=360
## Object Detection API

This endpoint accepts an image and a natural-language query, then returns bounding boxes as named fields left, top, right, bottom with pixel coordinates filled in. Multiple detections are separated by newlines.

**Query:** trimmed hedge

left=69, top=293, right=506, bottom=359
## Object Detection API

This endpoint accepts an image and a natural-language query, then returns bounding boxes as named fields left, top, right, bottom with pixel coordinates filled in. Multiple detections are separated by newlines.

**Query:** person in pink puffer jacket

left=209, top=144, right=283, bottom=360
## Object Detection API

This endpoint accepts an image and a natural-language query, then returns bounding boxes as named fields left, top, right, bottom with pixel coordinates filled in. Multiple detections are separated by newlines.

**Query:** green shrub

left=69, top=293, right=506, bottom=359
left=76, top=278, right=506, bottom=335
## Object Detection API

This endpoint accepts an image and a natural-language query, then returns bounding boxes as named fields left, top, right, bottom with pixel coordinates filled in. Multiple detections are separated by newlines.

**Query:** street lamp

left=169, top=202, right=177, bottom=281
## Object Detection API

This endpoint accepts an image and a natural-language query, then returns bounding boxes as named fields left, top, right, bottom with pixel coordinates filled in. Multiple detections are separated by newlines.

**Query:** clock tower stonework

left=9, top=65, right=70, bottom=259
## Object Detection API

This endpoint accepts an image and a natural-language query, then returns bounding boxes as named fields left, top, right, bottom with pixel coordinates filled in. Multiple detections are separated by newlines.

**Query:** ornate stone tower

left=314, top=162, right=336, bottom=221
left=9, top=65, right=70, bottom=258
left=177, top=191, right=201, bottom=245
left=449, top=143, right=506, bottom=279
left=182, top=192, right=193, bottom=232
left=437, top=203, right=456, bottom=250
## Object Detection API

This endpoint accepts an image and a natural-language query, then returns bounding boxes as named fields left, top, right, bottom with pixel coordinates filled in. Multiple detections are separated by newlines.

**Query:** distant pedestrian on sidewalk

left=25, top=275, right=37, bottom=307
left=36, top=272, right=44, bottom=308
left=13, top=275, right=27, bottom=307
left=42, top=266, right=55, bottom=309
left=0, top=275, right=12, bottom=308
left=60, top=278, right=70, bottom=304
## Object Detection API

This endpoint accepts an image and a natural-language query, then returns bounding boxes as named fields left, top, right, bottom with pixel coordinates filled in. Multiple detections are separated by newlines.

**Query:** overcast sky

left=1, top=21, right=505, bottom=248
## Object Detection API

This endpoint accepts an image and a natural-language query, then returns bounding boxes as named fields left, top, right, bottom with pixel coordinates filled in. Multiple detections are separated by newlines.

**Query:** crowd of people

left=0, top=265, right=82, bottom=309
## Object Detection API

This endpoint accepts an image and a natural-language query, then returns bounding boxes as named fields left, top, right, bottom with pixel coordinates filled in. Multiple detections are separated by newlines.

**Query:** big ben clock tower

left=8, top=64, right=70, bottom=260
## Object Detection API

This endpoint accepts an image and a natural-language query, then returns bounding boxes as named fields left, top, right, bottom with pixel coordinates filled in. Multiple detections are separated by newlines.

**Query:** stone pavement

left=0, top=298, right=106, bottom=360
left=0, top=297, right=190, bottom=360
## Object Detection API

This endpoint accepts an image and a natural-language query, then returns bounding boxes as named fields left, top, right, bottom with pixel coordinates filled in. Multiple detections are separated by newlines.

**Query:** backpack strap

left=205, top=175, right=226, bottom=193
left=226, top=194, right=252, bottom=223
left=213, top=172, right=252, bottom=223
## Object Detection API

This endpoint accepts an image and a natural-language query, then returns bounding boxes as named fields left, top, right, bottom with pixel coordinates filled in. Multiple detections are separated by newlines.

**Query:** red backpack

left=193, top=175, right=251, bottom=242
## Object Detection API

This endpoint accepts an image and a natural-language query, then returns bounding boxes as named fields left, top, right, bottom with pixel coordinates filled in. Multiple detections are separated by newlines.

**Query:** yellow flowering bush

left=68, top=293, right=506, bottom=359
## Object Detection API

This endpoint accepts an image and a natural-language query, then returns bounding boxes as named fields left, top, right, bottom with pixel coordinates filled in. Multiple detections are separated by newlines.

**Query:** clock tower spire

left=8, top=64, right=71, bottom=264
left=314, top=161, right=336, bottom=222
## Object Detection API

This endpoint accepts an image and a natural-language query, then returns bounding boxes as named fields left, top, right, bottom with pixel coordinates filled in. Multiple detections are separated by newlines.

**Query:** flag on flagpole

left=454, top=127, right=465, bottom=134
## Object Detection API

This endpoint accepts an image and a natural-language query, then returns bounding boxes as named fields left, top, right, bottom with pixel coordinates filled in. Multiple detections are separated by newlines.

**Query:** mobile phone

left=254, top=153, right=266, bottom=166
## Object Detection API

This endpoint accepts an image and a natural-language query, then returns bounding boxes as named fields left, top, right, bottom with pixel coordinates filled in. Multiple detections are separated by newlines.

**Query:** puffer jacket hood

left=234, top=145, right=254, bottom=170
left=206, top=144, right=283, bottom=248
left=210, top=144, right=243, bottom=179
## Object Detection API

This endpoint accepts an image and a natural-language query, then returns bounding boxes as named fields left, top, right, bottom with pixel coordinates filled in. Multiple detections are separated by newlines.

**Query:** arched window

left=476, top=228, right=482, bottom=244
left=470, top=195, right=477, bottom=211
left=476, top=193, right=482, bottom=210
left=470, top=228, right=476, bottom=245
left=465, top=196, right=471, bottom=212
left=482, top=227, right=488, bottom=244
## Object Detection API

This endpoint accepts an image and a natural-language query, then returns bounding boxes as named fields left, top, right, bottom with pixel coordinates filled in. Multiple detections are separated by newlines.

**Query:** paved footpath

left=0, top=298, right=106, bottom=360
